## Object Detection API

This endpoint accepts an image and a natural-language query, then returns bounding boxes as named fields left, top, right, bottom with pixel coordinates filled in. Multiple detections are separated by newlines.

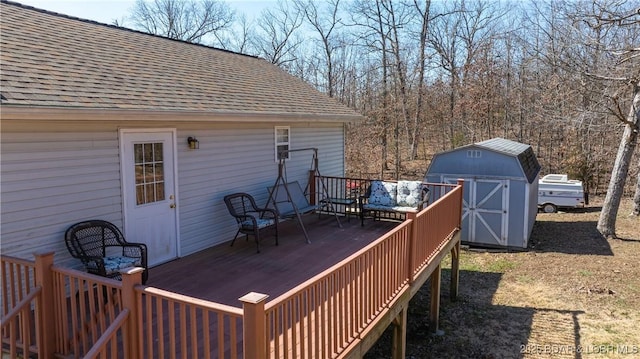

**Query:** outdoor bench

left=359, top=180, right=429, bottom=226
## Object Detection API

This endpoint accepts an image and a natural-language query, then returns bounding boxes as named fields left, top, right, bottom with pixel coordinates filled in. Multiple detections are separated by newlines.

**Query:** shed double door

left=445, top=177, right=508, bottom=246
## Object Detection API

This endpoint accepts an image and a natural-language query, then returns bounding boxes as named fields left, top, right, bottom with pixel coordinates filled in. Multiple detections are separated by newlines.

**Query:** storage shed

left=424, top=138, right=541, bottom=249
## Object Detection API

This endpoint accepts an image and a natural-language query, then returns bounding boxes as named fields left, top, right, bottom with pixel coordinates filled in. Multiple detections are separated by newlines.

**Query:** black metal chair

left=65, top=220, right=148, bottom=284
left=224, top=193, right=279, bottom=253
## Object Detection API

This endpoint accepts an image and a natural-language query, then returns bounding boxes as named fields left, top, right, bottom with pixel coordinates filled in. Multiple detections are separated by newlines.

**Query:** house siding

left=1, top=119, right=345, bottom=267
left=1, top=123, right=124, bottom=267
left=177, top=123, right=344, bottom=256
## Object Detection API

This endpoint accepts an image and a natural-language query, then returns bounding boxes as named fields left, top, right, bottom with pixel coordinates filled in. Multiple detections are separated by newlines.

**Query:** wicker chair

left=65, top=220, right=148, bottom=284
left=224, top=193, right=279, bottom=253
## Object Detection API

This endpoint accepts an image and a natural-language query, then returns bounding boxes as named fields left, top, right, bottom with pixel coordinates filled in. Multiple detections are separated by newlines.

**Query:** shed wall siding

left=1, top=120, right=345, bottom=266
left=428, top=149, right=524, bottom=180
left=506, top=180, right=527, bottom=246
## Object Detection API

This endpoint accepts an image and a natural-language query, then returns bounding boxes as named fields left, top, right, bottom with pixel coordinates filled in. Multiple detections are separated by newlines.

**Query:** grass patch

left=517, top=274, right=534, bottom=283
left=487, top=258, right=517, bottom=272
left=578, top=269, right=593, bottom=276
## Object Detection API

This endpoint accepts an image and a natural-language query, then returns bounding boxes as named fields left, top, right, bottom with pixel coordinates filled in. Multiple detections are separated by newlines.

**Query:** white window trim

left=275, top=126, right=290, bottom=162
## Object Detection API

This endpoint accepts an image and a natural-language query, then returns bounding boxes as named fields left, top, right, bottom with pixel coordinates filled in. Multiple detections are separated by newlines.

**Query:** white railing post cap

left=120, top=266, right=145, bottom=276
left=239, top=292, right=269, bottom=304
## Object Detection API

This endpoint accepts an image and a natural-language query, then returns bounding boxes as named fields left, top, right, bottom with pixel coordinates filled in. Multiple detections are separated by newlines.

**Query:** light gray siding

left=1, top=120, right=345, bottom=266
left=1, top=125, right=123, bottom=267
left=177, top=123, right=344, bottom=256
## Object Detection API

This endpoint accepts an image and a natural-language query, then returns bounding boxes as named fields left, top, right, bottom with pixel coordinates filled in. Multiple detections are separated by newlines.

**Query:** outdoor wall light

left=187, top=136, right=199, bottom=150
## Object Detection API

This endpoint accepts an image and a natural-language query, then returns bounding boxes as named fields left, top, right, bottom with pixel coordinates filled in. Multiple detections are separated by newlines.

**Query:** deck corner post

left=121, top=267, right=144, bottom=359
left=240, top=292, right=269, bottom=359
left=33, top=251, right=55, bottom=359
left=456, top=179, right=465, bottom=229
left=406, top=212, right=417, bottom=285
left=450, top=236, right=461, bottom=301
left=429, top=264, right=441, bottom=333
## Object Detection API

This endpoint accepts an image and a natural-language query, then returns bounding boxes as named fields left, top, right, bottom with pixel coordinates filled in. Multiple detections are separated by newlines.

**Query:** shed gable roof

left=0, top=1, right=363, bottom=121
left=428, top=137, right=541, bottom=184
left=475, top=138, right=540, bottom=183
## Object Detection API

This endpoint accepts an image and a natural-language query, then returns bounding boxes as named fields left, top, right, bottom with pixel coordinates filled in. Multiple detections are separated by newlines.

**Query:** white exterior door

left=121, top=130, right=178, bottom=266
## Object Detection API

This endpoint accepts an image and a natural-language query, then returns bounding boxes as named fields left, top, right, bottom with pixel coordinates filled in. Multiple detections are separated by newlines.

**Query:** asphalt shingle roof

left=476, top=138, right=541, bottom=183
left=0, top=0, right=363, bottom=120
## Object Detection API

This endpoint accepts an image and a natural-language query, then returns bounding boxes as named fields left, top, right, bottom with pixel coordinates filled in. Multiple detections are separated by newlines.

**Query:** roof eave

left=0, top=105, right=365, bottom=123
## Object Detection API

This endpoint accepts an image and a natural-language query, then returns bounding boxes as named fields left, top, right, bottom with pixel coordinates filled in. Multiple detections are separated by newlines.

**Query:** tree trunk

left=632, top=159, right=640, bottom=216
left=597, top=82, right=640, bottom=238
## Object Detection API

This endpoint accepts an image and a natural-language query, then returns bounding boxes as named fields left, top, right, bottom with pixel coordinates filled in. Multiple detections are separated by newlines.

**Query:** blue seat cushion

left=396, top=180, right=424, bottom=207
left=103, top=256, right=140, bottom=275
left=368, top=181, right=397, bottom=206
left=241, top=218, right=276, bottom=230
left=363, top=204, right=418, bottom=213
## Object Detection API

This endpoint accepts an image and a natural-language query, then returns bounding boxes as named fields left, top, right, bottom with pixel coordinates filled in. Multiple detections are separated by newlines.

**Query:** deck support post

left=121, top=267, right=144, bottom=359
left=240, top=292, right=269, bottom=359
left=429, top=264, right=441, bottom=332
left=391, top=306, right=408, bottom=359
left=450, top=236, right=461, bottom=300
left=34, top=251, right=55, bottom=359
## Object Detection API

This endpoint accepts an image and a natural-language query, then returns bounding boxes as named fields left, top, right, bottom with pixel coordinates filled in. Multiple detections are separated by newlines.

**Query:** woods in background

left=125, top=0, right=639, bottom=234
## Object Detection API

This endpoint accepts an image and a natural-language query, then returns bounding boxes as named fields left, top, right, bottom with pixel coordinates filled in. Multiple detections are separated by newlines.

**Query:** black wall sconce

left=187, top=136, right=200, bottom=150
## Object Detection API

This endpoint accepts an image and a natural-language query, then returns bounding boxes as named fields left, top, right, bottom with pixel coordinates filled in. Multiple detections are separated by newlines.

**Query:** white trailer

left=538, top=174, right=585, bottom=213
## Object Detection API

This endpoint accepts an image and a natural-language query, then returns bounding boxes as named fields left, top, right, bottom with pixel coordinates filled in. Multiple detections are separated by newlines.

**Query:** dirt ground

left=365, top=196, right=640, bottom=358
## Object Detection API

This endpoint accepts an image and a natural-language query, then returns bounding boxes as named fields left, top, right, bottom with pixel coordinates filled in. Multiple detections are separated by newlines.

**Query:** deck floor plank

left=147, top=215, right=397, bottom=307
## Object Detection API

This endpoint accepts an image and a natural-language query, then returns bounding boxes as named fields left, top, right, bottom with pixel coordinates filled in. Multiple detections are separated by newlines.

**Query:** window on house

left=275, top=126, right=290, bottom=161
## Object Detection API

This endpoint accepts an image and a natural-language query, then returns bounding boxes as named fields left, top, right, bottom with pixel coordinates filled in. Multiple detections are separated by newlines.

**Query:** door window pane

left=134, top=142, right=165, bottom=205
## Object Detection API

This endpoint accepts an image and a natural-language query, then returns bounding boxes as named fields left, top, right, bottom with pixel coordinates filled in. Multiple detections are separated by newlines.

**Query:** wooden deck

left=147, top=214, right=397, bottom=307
left=2, top=181, right=463, bottom=359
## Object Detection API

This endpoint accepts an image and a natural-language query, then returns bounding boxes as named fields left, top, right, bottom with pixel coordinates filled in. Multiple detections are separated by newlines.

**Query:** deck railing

left=264, top=221, right=412, bottom=358
left=136, top=286, right=243, bottom=358
left=0, top=178, right=463, bottom=359
left=50, top=265, right=126, bottom=357
left=410, top=184, right=462, bottom=279
left=1, top=255, right=42, bottom=358
left=314, top=176, right=459, bottom=218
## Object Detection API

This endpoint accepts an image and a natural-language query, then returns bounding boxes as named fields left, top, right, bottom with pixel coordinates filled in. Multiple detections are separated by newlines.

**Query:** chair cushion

left=363, top=204, right=418, bottom=213
left=103, top=256, right=140, bottom=275
left=368, top=181, right=397, bottom=206
left=241, top=218, right=276, bottom=230
left=396, top=181, right=424, bottom=207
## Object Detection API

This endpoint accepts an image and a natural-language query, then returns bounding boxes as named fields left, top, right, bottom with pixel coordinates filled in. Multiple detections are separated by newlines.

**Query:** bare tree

left=598, top=80, right=640, bottom=235
left=129, top=0, right=234, bottom=44
left=294, top=0, right=343, bottom=97
left=574, top=2, right=640, bottom=237
left=633, top=160, right=640, bottom=215
left=217, top=13, right=253, bottom=53
left=252, top=1, right=304, bottom=67
left=349, top=0, right=394, bottom=176
left=407, top=0, right=433, bottom=160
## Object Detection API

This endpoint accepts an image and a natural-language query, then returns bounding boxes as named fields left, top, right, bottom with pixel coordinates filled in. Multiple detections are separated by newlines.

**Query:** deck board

left=147, top=215, right=397, bottom=307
